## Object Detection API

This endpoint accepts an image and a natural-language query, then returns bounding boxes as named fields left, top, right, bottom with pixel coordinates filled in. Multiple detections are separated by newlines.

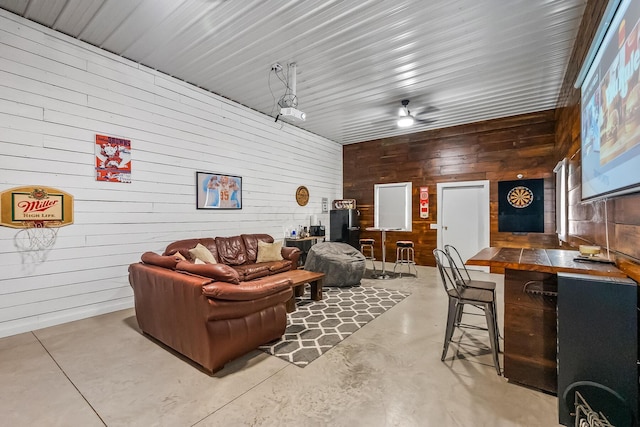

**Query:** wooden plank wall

left=0, top=10, right=343, bottom=338
left=343, top=110, right=560, bottom=267
left=555, top=0, right=640, bottom=282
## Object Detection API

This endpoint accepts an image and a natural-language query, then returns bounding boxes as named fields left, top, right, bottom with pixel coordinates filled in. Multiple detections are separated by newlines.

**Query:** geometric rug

left=259, top=285, right=410, bottom=367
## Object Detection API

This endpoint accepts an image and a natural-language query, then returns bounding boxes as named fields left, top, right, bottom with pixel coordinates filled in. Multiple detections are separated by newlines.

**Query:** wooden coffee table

left=281, top=269, right=325, bottom=312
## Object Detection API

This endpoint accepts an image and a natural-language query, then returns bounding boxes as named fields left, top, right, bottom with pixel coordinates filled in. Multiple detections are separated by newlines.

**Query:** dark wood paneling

left=344, top=110, right=560, bottom=267
left=344, top=0, right=640, bottom=277
left=504, top=269, right=558, bottom=394
left=555, top=0, right=640, bottom=280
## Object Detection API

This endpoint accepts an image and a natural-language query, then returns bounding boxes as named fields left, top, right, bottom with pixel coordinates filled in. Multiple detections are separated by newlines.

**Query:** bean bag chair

left=304, top=242, right=365, bottom=287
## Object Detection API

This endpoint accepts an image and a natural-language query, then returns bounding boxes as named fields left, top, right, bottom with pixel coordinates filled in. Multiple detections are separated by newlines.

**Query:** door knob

left=443, top=226, right=448, bottom=230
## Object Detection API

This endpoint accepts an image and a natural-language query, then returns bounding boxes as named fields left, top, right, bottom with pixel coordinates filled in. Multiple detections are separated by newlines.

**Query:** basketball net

left=16, top=220, right=60, bottom=251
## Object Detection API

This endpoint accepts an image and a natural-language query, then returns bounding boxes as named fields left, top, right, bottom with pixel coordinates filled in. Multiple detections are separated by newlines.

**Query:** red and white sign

left=419, top=186, right=429, bottom=219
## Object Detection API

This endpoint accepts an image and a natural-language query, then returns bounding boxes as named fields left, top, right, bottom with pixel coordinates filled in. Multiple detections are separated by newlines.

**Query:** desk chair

left=433, top=248, right=501, bottom=375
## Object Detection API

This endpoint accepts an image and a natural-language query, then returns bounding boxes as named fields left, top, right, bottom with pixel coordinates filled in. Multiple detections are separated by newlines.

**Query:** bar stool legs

left=359, top=239, right=377, bottom=274
left=393, top=240, right=417, bottom=277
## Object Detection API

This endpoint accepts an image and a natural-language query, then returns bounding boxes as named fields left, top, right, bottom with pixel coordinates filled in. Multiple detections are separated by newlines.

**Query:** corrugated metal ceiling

left=0, top=0, right=587, bottom=144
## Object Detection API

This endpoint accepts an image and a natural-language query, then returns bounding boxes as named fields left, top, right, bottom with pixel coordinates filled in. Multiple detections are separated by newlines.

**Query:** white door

left=437, top=180, right=490, bottom=271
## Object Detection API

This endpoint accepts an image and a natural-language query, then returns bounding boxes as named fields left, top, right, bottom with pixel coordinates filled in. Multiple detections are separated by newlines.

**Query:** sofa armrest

left=281, top=246, right=301, bottom=270
left=202, top=277, right=292, bottom=301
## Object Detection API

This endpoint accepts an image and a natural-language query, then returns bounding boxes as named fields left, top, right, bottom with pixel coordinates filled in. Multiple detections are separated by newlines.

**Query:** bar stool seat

left=359, top=238, right=377, bottom=273
left=393, top=240, right=417, bottom=277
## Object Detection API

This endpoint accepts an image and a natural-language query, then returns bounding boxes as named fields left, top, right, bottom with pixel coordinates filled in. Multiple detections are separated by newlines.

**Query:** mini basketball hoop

left=16, top=220, right=61, bottom=251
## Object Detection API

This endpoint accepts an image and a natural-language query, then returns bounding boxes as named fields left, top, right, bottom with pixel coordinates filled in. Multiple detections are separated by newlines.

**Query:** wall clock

left=296, top=186, right=309, bottom=206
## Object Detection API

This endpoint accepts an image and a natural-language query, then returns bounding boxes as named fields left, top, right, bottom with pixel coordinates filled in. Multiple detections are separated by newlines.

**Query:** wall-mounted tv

left=579, top=0, right=640, bottom=201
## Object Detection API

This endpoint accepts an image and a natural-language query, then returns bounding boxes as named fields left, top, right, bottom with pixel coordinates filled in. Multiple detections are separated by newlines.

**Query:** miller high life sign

left=0, top=186, right=74, bottom=228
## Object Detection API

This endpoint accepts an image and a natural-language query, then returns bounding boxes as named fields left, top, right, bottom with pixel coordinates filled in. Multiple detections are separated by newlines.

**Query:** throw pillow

left=256, top=240, right=284, bottom=263
left=194, top=258, right=206, bottom=265
left=170, top=251, right=187, bottom=261
left=188, top=243, right=217, bottom=264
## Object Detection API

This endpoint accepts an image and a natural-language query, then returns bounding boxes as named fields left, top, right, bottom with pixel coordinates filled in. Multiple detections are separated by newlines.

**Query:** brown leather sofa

left=128, top=234, right=301, bottom=373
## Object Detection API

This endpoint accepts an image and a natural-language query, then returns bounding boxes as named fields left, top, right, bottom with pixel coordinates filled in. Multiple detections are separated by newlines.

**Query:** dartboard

left=507, top=186, right=533, bottom=208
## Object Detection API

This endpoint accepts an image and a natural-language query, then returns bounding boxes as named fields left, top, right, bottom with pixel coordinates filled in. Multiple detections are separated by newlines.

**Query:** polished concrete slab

left=0, top=265, right=560, bottom=426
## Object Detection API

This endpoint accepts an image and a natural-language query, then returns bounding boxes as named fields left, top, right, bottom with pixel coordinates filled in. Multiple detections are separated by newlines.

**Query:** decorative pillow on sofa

left=141, top=252, right=179, bottom=269
left=188, top=243, right=217, bottom=264
left=256, top=240, right=284, bottom=263
left=170, top=251, right=187, bottom=261
left=176, top=261, right=240, bottom=284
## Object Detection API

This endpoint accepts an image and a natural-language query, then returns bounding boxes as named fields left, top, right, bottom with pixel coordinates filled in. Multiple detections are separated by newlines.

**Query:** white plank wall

left=0, top=10, right=343, bottom=338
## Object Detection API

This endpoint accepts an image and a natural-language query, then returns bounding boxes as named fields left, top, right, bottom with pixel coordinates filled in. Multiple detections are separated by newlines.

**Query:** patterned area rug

left=260, top=285, right=410, bottom=367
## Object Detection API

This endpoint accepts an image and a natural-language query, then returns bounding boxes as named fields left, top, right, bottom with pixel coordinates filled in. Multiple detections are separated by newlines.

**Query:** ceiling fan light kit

left=397, top=115, right=415, bottom=127
left=395, top=99, right=436, bottom=128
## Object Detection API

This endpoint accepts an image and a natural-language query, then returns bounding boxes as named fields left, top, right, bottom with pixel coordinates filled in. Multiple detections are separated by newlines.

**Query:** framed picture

left=196, top=172, right=242, bottom=209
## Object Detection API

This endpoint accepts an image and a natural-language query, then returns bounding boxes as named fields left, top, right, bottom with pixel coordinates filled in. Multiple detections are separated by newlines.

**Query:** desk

left=285, top=236, right=324, bottom=265
left=365, top=227, right=399, bottom=279
left=467, top=247, right=625, bottom=394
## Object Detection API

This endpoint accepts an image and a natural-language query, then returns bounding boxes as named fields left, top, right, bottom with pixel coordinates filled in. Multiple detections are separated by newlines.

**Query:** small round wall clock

left=507, top=186, right=534, bottom=208
left=296, top=186, right=309, bottom=206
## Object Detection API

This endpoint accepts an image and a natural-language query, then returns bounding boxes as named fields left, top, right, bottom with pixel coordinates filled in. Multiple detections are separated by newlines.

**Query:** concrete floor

left=0, top=264, right=560, bottom=426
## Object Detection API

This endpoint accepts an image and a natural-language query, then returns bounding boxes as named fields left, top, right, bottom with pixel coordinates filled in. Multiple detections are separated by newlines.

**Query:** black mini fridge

left=330, top=209, right=360, bottom=249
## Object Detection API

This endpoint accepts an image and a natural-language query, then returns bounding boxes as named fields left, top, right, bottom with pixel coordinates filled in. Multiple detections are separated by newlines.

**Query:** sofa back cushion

left=215, top=235, right=248, bottom=265
left=241, top=234, right=274, bottom=262
left=164, top=238, right=218, bottom=262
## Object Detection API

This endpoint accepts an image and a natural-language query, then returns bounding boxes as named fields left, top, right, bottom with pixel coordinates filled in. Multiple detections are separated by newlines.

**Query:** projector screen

left=581, top=0, right=640, bottom=200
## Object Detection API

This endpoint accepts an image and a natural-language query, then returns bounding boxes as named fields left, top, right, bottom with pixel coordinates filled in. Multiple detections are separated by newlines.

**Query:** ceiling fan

left=396, top=99, right=437, bottom=128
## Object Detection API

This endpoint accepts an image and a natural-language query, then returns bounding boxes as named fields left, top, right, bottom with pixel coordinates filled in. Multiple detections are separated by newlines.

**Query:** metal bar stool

left=433, top=248, right=501, bottom=375
left=359, top=238, right=377, bottom=274
left=393, top=240, right=417, bottom=277
left=444, top=244, right=501, bottom=352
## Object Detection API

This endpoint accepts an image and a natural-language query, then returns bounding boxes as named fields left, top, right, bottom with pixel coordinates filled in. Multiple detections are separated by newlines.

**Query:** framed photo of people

left=196, top=172, right=242, bottom=210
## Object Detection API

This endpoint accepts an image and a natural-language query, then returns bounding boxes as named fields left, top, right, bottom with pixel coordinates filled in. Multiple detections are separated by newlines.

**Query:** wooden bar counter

left=467, top=247, right=626, bottom=394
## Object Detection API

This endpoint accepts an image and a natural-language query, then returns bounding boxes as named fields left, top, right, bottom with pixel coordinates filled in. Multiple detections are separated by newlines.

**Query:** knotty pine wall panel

left=344, top=110, right=560, bottom=267
left=555, top=0, right=640, bottom=282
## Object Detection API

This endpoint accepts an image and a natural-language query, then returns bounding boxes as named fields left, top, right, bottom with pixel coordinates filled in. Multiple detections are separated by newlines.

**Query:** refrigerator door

left=330, top=209, right=360, bottom=249
left=330, top=210, right=346, bottom=242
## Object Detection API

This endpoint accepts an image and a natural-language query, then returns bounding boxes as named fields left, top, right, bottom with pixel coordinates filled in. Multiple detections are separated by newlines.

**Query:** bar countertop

left=466, top=247, right=627, bottom=278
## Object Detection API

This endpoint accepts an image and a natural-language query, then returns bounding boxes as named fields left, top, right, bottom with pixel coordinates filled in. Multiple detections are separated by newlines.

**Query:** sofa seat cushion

left=268, top=260, right=292, bottom=274
left=176, top=261, right=240, bottom=284
left=202, top=277, right=292, bottom=301
left=233, top=264, right=271, bottom=281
